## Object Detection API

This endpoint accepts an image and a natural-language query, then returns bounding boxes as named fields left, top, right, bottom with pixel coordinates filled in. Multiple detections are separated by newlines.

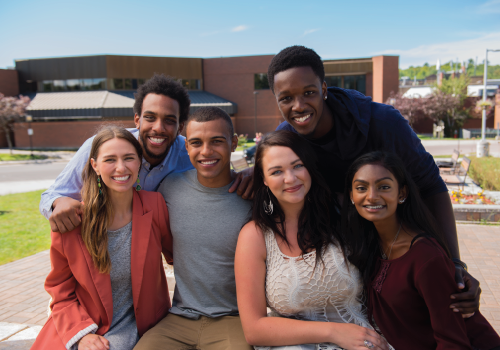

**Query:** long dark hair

left=81, top=125, right=142, bottom=274
left=341, top=151, right=450, bottom=286
left=252, top=130, right=345, bottom=265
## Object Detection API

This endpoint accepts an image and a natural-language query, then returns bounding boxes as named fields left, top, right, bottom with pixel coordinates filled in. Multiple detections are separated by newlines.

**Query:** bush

left=237, top=134, right=248, bottom=146
left=468, top=156, right=500, bottom=191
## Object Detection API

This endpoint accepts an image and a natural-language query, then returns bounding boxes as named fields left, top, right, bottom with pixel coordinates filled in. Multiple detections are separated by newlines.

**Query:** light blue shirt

left=39, top=128, right=193, bottom=219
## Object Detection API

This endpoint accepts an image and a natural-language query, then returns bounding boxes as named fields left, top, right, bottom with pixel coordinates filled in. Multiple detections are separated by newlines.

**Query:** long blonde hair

left=81, top=125, right=142, bottom=274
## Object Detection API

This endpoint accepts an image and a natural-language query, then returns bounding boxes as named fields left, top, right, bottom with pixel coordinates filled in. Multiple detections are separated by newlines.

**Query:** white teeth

left=366, top=205, right=384, bottom=209
left=149, top=137, right=165, bottom=143
left=113, top=175, right=130, bottom=181
left=294, top=114, right=311, bottom=123
left=200, top=160, right=217, bottom=165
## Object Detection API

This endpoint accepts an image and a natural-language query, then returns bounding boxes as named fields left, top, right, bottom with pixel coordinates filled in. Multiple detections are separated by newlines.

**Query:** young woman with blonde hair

left=32, top=125, right=174, bottom=350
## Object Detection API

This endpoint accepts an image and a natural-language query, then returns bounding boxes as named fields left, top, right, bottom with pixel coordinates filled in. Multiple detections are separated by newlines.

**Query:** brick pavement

left=0, top=224, right=499, bottom=347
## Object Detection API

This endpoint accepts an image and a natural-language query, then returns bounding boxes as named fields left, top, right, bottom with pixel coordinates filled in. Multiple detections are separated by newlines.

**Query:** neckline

left=270, top=231, right=316, bottom=259
left=108, top=221, right=132, bottom=234
left=378, top=236, right=427, bottom=263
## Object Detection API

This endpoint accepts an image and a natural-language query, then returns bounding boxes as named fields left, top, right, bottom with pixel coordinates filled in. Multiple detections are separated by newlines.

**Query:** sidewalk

left=0, top=225, right=499, bottom=347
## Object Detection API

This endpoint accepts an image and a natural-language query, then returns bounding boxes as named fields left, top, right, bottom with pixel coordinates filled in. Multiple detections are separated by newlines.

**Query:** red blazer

left=32, top=190, right=173, bottom=350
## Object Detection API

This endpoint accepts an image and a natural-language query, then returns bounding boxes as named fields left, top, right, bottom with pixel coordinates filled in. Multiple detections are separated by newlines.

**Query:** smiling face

left=350, top=164, right=407, bottom=224
left=273, top=66, right=332, bottom=139
left=185, top=118, right=238, bottom=188
left=134, top=93, right=183, bottom=167
left=262, top=145, right=312, bottom=208
left=91, top=138, right=141, bottom=195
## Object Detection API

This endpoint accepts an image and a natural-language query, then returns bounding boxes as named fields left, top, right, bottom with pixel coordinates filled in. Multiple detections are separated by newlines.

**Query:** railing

left=462, top=128, right=500, bottom=139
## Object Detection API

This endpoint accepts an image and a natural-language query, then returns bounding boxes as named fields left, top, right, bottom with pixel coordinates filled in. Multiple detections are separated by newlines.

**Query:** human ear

left=90, top=158, right=100, bottom=176
left=231, top=134, right=238, bottom=152
left=321, top=81, right=328, bottom=99
left=177, top=122, right=185, bottom=136
left=399, top=185, right=408, bottom=202
left=134, top=114, right=141, bottom=129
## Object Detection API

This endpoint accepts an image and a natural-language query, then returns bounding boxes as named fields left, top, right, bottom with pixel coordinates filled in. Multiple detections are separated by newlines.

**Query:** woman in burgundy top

left=341, top=151, right=500, bottom=350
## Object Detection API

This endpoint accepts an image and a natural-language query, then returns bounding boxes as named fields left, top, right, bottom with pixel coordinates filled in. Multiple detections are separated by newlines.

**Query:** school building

left=0, top=53, right=399, bottom=148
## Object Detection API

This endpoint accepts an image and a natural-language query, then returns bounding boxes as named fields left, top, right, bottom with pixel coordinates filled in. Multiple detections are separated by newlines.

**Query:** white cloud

left=373, top=32, right=500, bottom=68
left=477, top=0, right=500, bottom=14
left=300, top=28, right=320, bottom=37
left=231, top=25, right=249, bottom=32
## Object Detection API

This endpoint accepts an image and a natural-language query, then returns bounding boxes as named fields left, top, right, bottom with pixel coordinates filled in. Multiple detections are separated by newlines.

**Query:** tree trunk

left=2, top=125, right=13, bottom=154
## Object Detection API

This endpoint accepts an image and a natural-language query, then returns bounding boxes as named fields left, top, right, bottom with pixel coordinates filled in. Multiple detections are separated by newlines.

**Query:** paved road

left=0, top=162, right=68, bottom=183
left=422, top=139, right=500, bottom=156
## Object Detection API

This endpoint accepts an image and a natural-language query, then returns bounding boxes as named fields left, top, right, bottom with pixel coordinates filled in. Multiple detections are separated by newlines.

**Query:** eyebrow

left=143, top=110, right=177, bottom=119
left=102, top=153, right=137, bottom=158
left=277, top=84, right=318, bottom=98
left=353, top=177, right=394, bottom=184
left=267, top=158, right=301, bottom=172
left=187, top=135, right=227, bottom=142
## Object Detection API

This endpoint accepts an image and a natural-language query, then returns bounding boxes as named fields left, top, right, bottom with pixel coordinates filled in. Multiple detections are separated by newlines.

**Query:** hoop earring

left=263, top=187, right=274, bottom=215
left=135, top=177, right=142, bottom=191
left=97, top=176, right=102, bottom=195
left=399, top=198, right=406, bottom=204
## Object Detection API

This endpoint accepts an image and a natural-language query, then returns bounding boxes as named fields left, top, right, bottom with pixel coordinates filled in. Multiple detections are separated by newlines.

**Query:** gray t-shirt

left=158, top=169, right=252, bottom=319
left=105, top=221, right=139, bottom=350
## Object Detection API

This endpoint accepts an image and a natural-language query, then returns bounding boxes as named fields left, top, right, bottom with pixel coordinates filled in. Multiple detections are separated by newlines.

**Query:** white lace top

left=264, top=229, right=371, bottom=327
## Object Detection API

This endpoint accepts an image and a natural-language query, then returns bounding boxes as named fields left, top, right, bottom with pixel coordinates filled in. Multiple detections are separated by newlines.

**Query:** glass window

left=42, top=80, right=54, bottom=92
left=344, top=76, right=356, bottom=90
left=355, top=75, right=366, bottom=95
left=324, top=76, right=342, bottom=88
left=91, top=78, right=106, bottom=90
left=124, top=78, right=133, bottom=90
left=181, top=79, right=200, bottom=90
left=254, top=74, right=269, bottom=90
left=132, top=79, right=138, bottom=89
left=80, top=79, right=93, bottom=91
left=138, top=78, right=145, bottom=86
left=66, top=79, right=81, bottom=91
left=112, top=78, right=124, bottom=90
left=53, top=80, right=66, bottom=91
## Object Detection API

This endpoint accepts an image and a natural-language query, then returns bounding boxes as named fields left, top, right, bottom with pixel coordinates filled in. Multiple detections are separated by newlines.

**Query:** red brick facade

left=14, top=120, right=135, bottom=149
left=0, top=69, right=19, bottom=97
left=203, top=55, right=282, bottom=137
left=372, top=56, right=399, bottom=104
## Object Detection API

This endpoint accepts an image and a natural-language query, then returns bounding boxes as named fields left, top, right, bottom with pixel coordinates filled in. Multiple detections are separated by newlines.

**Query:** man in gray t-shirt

left=135, top=107, right=253, bottom=350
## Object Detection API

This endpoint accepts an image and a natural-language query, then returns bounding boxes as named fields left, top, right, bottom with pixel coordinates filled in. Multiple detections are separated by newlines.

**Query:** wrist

left=452, top=258, right=468, bottom=272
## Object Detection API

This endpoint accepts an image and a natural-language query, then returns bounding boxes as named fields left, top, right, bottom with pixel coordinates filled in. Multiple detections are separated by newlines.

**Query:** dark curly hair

left=133, top=74, right=191, bottom=124
left=188, top=106, right=234, bottom=136
left=267, top=46, right=325, bottom=94
left=252, top=130, right=345, bottom=268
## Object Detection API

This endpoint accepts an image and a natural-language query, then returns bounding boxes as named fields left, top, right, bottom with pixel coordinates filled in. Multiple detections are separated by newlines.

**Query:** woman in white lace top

left=235, top=131, right=390, bottom=350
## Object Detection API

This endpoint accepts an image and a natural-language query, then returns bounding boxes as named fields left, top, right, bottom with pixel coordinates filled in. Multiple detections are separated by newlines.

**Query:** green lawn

left=0, top=190, right=51, bottom=265
left=0, top=154, right=46, bottom=161
left=235, top=142, right=256, bottom=152
left=468, top=156, right=500, bottom=191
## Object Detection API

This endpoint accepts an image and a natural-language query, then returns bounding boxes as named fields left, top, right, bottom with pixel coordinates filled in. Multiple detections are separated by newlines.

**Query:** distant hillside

left=399, top=59, right=500, bottom=80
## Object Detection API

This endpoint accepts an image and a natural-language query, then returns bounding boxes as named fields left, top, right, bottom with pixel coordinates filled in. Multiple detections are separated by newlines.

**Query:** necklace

left=380, top=223, right=402, bottom=260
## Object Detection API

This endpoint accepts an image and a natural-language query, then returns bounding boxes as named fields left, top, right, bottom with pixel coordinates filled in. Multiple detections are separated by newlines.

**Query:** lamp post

left=253, top=91, right=259, bottom=137
left=25, top=115, right=33, bottom=158
left=477, top=49, right=500, bottom=157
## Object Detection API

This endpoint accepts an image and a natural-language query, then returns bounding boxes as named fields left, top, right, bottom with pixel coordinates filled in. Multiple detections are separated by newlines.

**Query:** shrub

left=468, top=156, right=500, bottom=191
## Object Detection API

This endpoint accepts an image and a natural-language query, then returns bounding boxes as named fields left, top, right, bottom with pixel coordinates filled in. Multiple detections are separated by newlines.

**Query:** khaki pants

left=134, top=313, right=253, bottom=350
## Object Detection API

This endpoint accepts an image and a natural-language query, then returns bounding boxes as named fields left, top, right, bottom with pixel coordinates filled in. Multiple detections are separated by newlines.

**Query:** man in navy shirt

left=267, top=45, right=479, bottom=314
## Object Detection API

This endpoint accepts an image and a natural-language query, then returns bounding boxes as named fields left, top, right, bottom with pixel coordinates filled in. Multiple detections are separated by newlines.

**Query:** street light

left=25, top=115, right=33, bottom=158
left=253, top=91, right=259, bottom=137
left=477, top=48, right=500, bottom=157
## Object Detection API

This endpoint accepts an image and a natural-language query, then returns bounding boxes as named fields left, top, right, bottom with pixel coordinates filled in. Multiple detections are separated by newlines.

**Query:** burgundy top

left=367, top=237, right=500, bottom=350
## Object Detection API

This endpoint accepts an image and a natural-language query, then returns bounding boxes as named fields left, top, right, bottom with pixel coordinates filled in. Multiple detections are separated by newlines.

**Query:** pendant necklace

left=380, top=223, right=402, bottom=260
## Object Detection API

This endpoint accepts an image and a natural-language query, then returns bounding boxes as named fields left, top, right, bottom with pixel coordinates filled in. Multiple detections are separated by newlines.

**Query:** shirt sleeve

left=377, top=106, right=447, bottom=198
left=415, top=249, right=472, bottom=349
left=39, top=137, right=94, bottom=219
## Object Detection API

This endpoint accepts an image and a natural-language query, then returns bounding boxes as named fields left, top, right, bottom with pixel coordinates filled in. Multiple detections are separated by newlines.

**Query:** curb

left=0, top=159, right=71, bottom=166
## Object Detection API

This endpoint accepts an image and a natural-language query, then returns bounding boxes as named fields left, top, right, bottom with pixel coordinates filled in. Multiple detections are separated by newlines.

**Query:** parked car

left=243, top=145, right=257, bottom=164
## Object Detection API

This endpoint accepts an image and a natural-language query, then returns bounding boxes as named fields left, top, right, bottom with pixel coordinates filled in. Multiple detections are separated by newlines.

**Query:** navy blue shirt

left=276, top=87, right=447, bottom=198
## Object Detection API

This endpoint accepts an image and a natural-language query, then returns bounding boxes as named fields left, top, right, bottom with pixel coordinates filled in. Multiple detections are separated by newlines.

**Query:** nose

left=283, top=169, right=296, bottom=183
left=292, top=96, right=306, bottom=113
left=366, top=186, right=379, bottom=201
left=152, top=119, right=166, bottom=134
left=116, top=159, right=126, bottom=173
left=200, top=143, right=213, bottom=157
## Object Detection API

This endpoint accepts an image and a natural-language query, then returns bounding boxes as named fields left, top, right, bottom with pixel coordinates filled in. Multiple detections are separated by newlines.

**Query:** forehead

left=142, top=93, right=180, bottom=117
left=186, top=119, right=232, bottom=139
left=262, top=146, right=300, bottom=166
left=98, top=138, right=137, bottom=157
left=273, top=66, right=322, bottom=94
left=354, top=164, right=395, bottom=181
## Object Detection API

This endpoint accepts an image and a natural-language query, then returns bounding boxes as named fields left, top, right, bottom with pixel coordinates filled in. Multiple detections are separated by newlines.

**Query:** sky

left=1, top=0, right=500, bottom=69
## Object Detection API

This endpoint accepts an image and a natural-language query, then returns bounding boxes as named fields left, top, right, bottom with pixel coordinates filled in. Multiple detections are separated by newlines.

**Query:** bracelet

left=452, top=258, right=468, bottom=272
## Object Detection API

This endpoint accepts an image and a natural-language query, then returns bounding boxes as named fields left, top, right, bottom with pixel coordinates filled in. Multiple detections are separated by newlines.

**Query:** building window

left=39, top=78, right=107, bottom=92
left=254, top=74, right=269, bottom=90
left=324, top=75, right=366, bottom=95
left=180, top=79, right=201, bottom=90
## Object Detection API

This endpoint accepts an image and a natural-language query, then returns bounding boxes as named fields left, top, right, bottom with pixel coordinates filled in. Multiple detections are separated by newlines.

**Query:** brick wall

left=495, top=93, right=500, bottom=130
left=203, top=55, right=282, bottom=136
left=13, top=119, right=135, bottom=149
left=0, top=69, right=19, bottom=97
left=372, top=56, right=399, bottom=103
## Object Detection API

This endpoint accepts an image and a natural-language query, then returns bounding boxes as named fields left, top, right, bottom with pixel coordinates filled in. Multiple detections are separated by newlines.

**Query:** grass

left=235, top=142, right=256, bottom=152
left=0, top=190, right=51, bottom=265
left=0, top=154, right=46, bottom=161
left=468, top=156, right=500, bottom=191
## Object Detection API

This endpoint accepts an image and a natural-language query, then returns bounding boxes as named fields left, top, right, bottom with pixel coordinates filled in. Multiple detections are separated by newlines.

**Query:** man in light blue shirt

left=40, top=74, right=195, bottom=232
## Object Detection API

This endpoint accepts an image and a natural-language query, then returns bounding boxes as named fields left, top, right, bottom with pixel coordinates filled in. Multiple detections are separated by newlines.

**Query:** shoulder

left=276, top=121, right=296, bottom=132
left=236, top=221, right=267, bottom=257
left=369, top=101, right=407, bottom=124
left=137, top=190, right=162, bottom=202
left=409, top=237, right=453, bottom=272
left=50, top=226, right=81, bottom=250
left=158, top=169, right=195, bottom=196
